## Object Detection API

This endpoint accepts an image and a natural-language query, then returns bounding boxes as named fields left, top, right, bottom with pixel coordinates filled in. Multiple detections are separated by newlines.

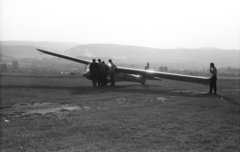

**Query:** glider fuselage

left=83, top=69, right=146, bottom=84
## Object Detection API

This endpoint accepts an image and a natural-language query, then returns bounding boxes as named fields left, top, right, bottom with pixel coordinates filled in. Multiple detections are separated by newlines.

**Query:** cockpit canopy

left=85, top=64, right=90, bottom=71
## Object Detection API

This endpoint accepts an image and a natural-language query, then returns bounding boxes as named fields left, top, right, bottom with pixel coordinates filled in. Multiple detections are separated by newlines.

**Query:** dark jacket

left=104, top=64, right=109, bottom=74
left=90, top=62, right=99, bottom=74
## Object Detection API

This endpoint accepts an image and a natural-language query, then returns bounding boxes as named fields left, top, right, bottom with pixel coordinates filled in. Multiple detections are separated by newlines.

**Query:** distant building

left=1, top=63, right=8, bottom=72
left=164, top=66, right=168, bottom=72
left=12, top=61, right=19, bottom=71
left=159, top=66, right=168, bottom=72
left=159, top=66, right=164, bottom=72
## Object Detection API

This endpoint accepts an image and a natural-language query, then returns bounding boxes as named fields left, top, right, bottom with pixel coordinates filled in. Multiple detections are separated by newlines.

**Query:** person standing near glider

left=209, top=63, right=217, bottom=94
left=108, top=59, right=117, bottom=87
left=98, top=59, right=105, bottom=87
left=102, top=61, right=109, bottom=86
left=89, top=59, right=99, bottom=87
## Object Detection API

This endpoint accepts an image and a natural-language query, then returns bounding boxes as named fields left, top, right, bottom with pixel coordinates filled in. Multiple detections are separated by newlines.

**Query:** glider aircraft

left=36, top=48, right=211, bottom=86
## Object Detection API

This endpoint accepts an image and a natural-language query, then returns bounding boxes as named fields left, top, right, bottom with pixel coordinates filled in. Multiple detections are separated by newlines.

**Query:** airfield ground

left=0, top=74, right=240, bottom=152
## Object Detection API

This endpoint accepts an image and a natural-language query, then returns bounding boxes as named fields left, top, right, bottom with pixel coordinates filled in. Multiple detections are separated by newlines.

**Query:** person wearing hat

left=108, top=59, right=117, bottom=87
left=209, top=63, right=217, bottom=94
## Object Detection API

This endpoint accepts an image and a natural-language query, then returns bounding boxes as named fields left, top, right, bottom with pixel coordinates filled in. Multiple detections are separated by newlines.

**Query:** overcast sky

left=1, top=0, right=239, bottom=49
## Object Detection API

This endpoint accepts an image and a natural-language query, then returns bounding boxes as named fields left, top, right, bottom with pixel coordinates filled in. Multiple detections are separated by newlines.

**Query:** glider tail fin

left=145, top=62, right=150, bottom=70
left=139, top=62, right=150, bottom=85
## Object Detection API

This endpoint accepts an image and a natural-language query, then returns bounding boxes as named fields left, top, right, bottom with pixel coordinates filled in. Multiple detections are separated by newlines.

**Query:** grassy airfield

left=0, top=74, right=239, bottom=152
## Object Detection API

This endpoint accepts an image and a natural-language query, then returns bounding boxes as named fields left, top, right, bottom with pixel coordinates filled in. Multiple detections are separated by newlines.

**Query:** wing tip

left=36, top=47, right=45, bottom=52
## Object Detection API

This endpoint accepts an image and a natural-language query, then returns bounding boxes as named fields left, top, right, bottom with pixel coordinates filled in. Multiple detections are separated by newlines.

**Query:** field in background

left=1, top=74, right=239, bottom=152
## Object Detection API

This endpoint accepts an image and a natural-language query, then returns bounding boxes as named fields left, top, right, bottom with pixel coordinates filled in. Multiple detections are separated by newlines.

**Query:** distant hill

left=195, top=47, right=226, bottom=51
left=0, top=41, right=80, bottom=52
left=0, top=45, right=42, bottom=58
left=1, top=42, right=239, bottom=69
left=64, top=44, right=240, bottom=69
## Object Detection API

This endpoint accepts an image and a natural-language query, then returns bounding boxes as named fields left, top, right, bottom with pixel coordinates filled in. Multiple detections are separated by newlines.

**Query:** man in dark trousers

left=102, top=61, right=109, bottom=86
left=108, top=59, right=117, bottom=87
left=98, top=59, right=105, bottom=87
left=209, top=63, right=217, bottom=94
left=89, top=59, right=99, bottom=87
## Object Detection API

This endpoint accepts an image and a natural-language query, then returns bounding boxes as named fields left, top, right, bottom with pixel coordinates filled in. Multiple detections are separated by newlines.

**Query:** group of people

left=89, top=59, right=117, bottom=87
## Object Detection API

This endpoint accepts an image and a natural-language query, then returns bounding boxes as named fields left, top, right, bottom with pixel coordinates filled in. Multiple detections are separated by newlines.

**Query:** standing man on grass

left=108, top=59, right=117, bottom=87
left=102, top=61, right=109, bottom=86
left=89, top=59, right=98, bottom=87
left=209, top=63, right=217, bottom=94
left=98, top=59, right=105, bottom=87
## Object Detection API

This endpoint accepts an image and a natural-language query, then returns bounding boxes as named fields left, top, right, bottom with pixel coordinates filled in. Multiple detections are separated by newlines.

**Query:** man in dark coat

left=89, top=59, right=99, bottom=87
left=98, top=59, right=105, bottom=87
left=102, top=61, right=109, bottom=86
left=209, top=63, right=217, bottom=94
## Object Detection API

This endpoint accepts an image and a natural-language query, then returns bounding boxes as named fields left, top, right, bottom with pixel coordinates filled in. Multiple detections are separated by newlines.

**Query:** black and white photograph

left=0, top=0, right=240, bottom=151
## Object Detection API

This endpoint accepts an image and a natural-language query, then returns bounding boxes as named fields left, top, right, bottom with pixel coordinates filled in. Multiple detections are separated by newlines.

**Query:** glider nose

left=83, top=71, right=91, bottom=80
